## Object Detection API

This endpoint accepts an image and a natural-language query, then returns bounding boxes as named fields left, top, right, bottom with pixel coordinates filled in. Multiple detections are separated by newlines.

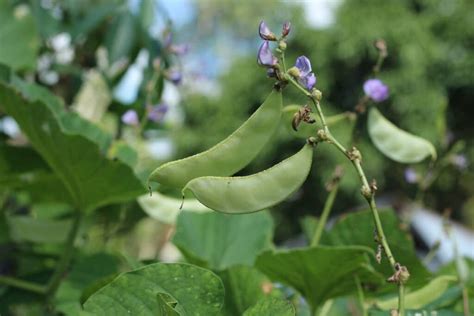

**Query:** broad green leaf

left=138, top=191, right=211, bottom=224
left=255, top=246, right=384, bottom=312
left=83, top=263, right=224, bottom=316
left=368, top=107, right=436, bottom=163
left=140, top=0, right=155, bottom=30
left=11, top=78, right=113, bottom=151
left=55, top=253, right=120, bottom=316
left=218, top=266, right=282, bottom=316
left=243, top=297, right=295, bottom=316
left=0, top=3, right=39, bottom=70
left=376, top=275, right=457, bottom=310
left=0, top=83, right=144, bottom=212
left=321, top=208, right=431, bottom=289
left=173, top=211, right=273, bottom=270
left=6, top=215, right=71, bottom=243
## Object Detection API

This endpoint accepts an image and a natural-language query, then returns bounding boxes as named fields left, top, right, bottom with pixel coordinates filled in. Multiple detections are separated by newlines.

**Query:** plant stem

left=45, top=210, right=82, bottom=298
left=355, top=275, right=367, bottom=316
left=310, top=172, right=341, bottom=247
left=0, top=275, right=46, bottom=294
left=398, top=283, right=405, bottom=315
left=286, top=76, right=406, bottom=315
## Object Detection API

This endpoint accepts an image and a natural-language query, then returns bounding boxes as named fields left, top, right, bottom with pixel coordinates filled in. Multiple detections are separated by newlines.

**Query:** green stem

left=398, top=283, right=405, bottom=316
left=45, top=210, right=82, bottom=297
left=286, top=77, right=406, bottom=315
left=310, top=177, right=340, bottom=247
left=355, top=275, right=367, bottom=316
left=0, top=275, right=46, bottom=294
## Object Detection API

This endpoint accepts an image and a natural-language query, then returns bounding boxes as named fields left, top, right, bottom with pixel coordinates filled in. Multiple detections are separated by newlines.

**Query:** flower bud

left=311, top=89, right=322, bottom=101
left=278, top=41, right=287, bottom=51
left=288, top=66, right=300, bottom=78
left=148, top=103, right=169, bottom=122
left=166, top=69, right=182, bottom=85
left=258, top=21, right=277, bottom=41
left=282, top=21, right=291, bottom=37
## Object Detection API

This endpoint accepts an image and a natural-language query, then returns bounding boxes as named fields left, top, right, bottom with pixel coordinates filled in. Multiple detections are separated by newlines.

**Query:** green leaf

left=138, top=191, right=211, bottom=224
left=368, top=107, right=436, bottom=163
left=0, top=83, right=144, bottom=212
left=255, top=246, right=384, bottom=312
left=83, top=263, right=224, bottom=316
left=105, top=11, right=138, bottom=65
left=54, top=253, right=120, bottom=316
left=140, top=0, right=155, bottom=30
left=11, top=78, right=113, bottom=151
left=218, top=266, right=282, bottom=316
left=0, top=3, right=39, bottom=70
left=173, top=211, right=273, bottom=270
left=376, top=276, right=457, bottom=310
left=321, top=208, right=432, bottom=289
left=6, top=215, right=71, bottom=243
left=243, top=297, right=295, bottom=316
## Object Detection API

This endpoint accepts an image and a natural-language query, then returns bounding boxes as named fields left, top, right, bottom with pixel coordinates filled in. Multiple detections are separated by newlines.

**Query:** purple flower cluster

left=294, top=56, right=316, bottom=90
left=363, top=79, right=389, bottom=102
left=121, top=103, right=169, bottom=126
left=257, top=21, right=291, bottom=70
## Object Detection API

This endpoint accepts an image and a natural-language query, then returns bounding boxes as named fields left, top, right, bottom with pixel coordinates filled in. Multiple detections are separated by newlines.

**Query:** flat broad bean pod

left=368, top=107, right=437, bottom=163
left=148, top=89, right=283, bottom=189
left=182, top=142, right=314, bottom=214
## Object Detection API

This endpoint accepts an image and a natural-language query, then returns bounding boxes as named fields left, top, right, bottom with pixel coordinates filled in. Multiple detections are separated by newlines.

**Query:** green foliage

left=242, top=297, right=295, bottom=316
left=218, top=266, right=283, bottom=315
left=83, top=263, right=224, bottom=315
left=0, top=2, right=39, bottom=70
left=173, top=211, right=273, bottom=270
left=0, top=83, right=144, bottom=213
left=256, top=246, right=384, bottom=312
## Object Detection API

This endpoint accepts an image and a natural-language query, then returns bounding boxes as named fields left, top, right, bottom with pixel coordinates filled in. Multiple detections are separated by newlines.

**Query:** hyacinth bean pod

left=368, top=107, right=437, bottom=163
left=182, top=142, right=314, bottom=214
left=148, top=89, right=282, bottom=189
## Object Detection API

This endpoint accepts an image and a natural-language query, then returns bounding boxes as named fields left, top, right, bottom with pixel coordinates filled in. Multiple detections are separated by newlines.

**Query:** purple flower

left=294, top=56, right=317, bottom=90
left=163, top=32, right=173, bottom=47
left=451, top=154, right=468, bottom=170
left=169, top=43, right=190, bottom=56
left=259, top=21, right=276, bottom=41
left=121, top=110, right=139, bottom=126
left=404, top=168, right=418, bottom=184
left=295, top=56, right=312, bottom=76
left=363, top=79, right=389, bottom=102
left=257, top=41, right=277, bottom=67
left=282, top=21, right=291, bottom=37
left=148, top=103, right=169, bottom=122
left=167, top=69, right=182, bottom=85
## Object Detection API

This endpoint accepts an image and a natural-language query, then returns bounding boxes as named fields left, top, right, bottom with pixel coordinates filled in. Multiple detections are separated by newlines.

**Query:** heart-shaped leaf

left=368, top=107, right=436, bottom=163
left=320, top=208, right=431, bottom=289
left=173, top=211, right=273, bottom=270
left=255, top=246, right=384, bottom=312
left=83, top=263, right=224, bottom=316
left=0, top=83, right=144, bottom=212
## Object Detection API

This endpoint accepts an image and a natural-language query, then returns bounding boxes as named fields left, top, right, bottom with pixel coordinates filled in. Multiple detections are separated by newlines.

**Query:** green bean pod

left=148, top=89, right=283, bottom=189
left=182, top=142, right=314, bottom=214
